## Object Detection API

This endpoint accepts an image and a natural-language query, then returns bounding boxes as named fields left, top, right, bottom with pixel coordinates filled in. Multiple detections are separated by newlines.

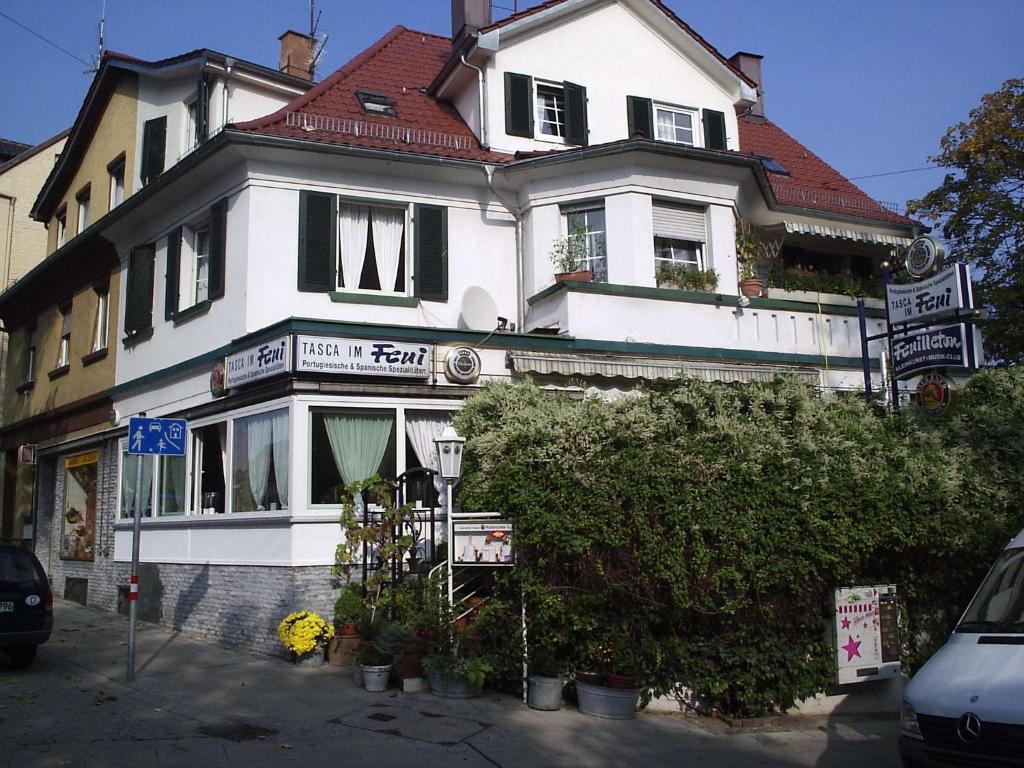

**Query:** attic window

left=756, top=155, right=789, bottom=175
left=356, top=91, right=397, bottom=118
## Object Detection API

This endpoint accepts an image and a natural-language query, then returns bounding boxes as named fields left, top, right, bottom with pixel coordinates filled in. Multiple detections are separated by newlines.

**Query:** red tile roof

left=233, top=27, right=511, bottom=163
left=236, top=16, right=908, bottom=227
left=738, top=115, right=913, bottom=225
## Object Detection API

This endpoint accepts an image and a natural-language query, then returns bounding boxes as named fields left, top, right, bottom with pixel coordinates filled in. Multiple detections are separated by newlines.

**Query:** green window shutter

left=140, top=117, right=166, bottom=186
left=297, top=190, right=336, bottom=292
left=126, top=243, right=155, bottom=333
left=563, top=81, right=588, bottom=147
left=626, top=96, right=654, bottom=139
left=195, top=74, right=209, bottom=143
left=164, top=228, right=181, bottom=320
left=703, top=109, right=727, bottom=150
left=208, top=197, right=228, bottom=300
left=504, top=72, right=534, bottom=138
left=414, top=204, right=447, bottom=302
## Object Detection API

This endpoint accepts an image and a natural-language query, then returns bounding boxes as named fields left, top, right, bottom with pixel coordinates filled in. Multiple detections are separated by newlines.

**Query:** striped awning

left=506, top=350, right=820, bottom=385
left=783, top=221, right=912, bottom=246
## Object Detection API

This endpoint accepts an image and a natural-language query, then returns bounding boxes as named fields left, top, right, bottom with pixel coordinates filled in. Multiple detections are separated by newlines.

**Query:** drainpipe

left=459, top=55, right=488, bottom=150
left=222, top=57, right=235, bottom=130
left=483, top=166, right=524, bottom=329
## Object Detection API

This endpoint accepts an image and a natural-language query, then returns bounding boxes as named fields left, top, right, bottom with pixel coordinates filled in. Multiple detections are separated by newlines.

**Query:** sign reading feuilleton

left=892, top=324, right=973, bottom=379
left=296, top=336, right=431, bottom=378
left=885, top=263, right=972, bottom=324
left=225, top=336, right=292, bottom=388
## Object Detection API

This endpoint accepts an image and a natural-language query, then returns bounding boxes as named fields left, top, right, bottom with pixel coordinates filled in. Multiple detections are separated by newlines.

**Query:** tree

left=908, top=78, right=1024, bottom=363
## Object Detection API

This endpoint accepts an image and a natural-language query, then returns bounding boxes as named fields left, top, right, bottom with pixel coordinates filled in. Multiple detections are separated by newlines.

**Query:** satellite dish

left=458, top=286, right=498, bottom=331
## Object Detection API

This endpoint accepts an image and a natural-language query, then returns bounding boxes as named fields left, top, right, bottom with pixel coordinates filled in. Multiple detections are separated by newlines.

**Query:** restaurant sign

left=892, top=323, right=974, bottom=379
left=296, top=336, right=431, bottom=378
left=225, top=335, right=292, bottom=388
left=885, top=263, right=972, bottom=324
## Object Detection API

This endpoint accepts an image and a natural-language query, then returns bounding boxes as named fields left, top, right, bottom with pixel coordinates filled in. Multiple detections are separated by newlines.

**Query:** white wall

left=481, top=2, right=742, bottom=155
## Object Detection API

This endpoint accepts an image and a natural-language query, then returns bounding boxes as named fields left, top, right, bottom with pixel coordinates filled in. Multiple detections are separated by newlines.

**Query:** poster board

left=60, top=451, right=98, bottom=561
left=452, top=520, right=514, bottom=566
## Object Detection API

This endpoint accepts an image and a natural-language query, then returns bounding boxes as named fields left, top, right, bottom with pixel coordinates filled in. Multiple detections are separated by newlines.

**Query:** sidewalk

left=0, top=600, right=901, bottom=768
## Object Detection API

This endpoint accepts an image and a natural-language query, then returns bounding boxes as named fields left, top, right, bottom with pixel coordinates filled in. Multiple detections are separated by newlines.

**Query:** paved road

left=0, top=600, right=902, bottom=768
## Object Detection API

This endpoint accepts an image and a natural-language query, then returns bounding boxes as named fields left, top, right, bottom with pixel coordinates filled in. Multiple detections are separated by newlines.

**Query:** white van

left=899, top=527, right=1024, bottom=767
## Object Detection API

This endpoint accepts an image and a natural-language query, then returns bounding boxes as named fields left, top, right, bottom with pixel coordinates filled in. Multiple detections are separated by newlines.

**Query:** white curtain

left=371, top=207, right=404, bottom=292
left=323, top=412, right=393, bottom=504
left=339, top=203, right=370, bottom=289
left=271, top=409, right=289, bottom=507
left=246, top=413, right=273, bottom=510
left=122, top=453, right=153, bottom=518
left=405, top=412, right=450, bottom=504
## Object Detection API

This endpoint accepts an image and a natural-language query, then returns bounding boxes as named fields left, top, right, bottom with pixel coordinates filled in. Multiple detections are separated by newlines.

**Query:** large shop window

left=298, top=193, right=447, bottom=301
left=310, top=409, right=396, bottom=505
left=119, top=449, right=186, bottom=518
left=231, top=409, right=289, bottom=512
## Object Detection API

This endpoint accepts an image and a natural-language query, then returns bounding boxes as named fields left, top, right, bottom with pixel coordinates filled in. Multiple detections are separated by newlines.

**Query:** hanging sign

left=453, top=520, right=514, bottom=566
left=225, top=335, right=292, bottom=388
left=885, top=263, right=972, bottom=324
left=296, top=336, right=431, bottom=379
left=892, top=323, right=974, bottom=379
left=916, top=373, right=955, bottom=416
left=834, top=584, right=901, bottom=684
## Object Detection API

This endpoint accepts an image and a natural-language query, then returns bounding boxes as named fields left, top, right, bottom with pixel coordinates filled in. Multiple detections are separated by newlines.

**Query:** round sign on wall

left=444, top=347, right=482, bottom=384
left=916, top=372, right=955, bottom=416
left=904, top=236, right=946, bottom=279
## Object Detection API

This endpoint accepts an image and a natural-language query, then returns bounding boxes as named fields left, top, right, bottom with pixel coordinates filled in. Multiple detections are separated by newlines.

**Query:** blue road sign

left=127, top=417, right=187, bottom=456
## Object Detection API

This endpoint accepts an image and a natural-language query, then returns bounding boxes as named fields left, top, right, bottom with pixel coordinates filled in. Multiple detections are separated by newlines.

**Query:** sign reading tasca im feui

left=296, top=336, right=431, bottom=378
left=885, top=263, right=972, bottom=324
left=225, top=336, right=292, bottom=388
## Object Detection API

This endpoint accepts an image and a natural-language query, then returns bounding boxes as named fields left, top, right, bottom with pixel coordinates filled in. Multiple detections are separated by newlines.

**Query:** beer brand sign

left=296, top=336, right=431, bottom=378
left=885, top=263, right=972, bottom=324
left=892, top=324, right=974, bottom=379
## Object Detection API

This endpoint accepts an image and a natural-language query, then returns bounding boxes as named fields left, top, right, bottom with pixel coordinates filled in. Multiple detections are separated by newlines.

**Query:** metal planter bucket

left=428, top=669, right=482, bottom=698
left=362, top=664, right=392, bottom=692
left=528, top=675, right=564, bottom=711
left=575, top=681, right=640, bottom=719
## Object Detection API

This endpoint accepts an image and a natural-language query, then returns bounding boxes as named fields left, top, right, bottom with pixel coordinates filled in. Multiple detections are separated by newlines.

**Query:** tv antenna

left=308, top=0, right=328, bottom=79
left=88, top=0, right=107, bottom=73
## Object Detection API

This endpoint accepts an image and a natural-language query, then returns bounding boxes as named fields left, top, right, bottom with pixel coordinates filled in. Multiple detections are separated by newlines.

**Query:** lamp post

left=434, top=425, right=465, bottom=609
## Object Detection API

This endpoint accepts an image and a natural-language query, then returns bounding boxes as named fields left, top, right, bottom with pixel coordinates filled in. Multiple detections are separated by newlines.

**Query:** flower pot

left=605, top=672, right=640, bottom=690
left=327, top=635, right=361, bottom=667
left=339, top=623, right=359, bottom=638
left=555, top=269, right=592, bottom=283
left=290, top=648, right=325, bottom=668
left=527, top=675, right=564, bottom=711
left=362, top=664, right=392, bottom=692
left=427, top=669, right=482, bottom=699
left=575, top=681, right=641, bottom=719
left=739, top=278, right=764, bottom=297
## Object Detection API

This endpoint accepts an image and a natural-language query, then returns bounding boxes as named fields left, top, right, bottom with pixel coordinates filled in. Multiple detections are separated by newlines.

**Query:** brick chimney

left=279, top=30, right=315, bottom=81
left=729, top=51, right=765, bottom=117
left=452, top=0, right=492, bottom=50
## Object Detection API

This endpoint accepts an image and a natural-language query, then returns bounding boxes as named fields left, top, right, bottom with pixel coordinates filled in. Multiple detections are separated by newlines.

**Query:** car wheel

left=8, top=646, right=37, bottom=668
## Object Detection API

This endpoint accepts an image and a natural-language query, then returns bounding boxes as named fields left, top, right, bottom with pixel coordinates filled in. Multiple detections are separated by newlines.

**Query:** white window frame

left=305, top=399, right=456, bottom=509
left=76, top=187, right=91, bottom=234
left=534, top=81, right=566, bottom=141
left=56, top=207, right=67, bottom=248
left=108, top=159, right=125, bottom=209
left=116, top=442, right=188, bottom=519
left=563, top=204, right=608, bottom=282
left=92, top=286, right=108, bottom=352
left=178, top=220, right=211, bottom=310
left=230, top=405, right=291, bottom=513
left=654, top=103, right=698, bottom=147
left=336, top=199, right=411, bottom=296
left=56, top=305, right=71, bottom=369
left=654, top=237, right=704, bottom=272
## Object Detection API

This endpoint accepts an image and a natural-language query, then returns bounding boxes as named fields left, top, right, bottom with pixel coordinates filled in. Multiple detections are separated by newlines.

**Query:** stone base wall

left=35, top=437, right=341, bottom=657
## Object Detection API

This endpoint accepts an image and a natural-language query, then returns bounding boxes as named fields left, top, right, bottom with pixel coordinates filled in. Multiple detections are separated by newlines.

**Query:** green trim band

left=329, top=291, right=420, bottom=308
left=527, top=280, right=888, bottom=319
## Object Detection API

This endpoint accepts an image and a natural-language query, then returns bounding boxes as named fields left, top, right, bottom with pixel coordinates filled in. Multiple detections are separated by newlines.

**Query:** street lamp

left=434, top=425, right=465, bottom=608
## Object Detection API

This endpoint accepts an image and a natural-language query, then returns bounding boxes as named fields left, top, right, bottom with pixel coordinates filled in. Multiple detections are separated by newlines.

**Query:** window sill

left=47, top=365, right=70, bottom=381
left=81, top=348, right=108, bottom=366
left=329, top=291, right=419, bottom=308
left=122, top=327, right=153, bottom=348
left=16, top=381, right=35, bottom=394
left=171, top=299, right=212, bottom=325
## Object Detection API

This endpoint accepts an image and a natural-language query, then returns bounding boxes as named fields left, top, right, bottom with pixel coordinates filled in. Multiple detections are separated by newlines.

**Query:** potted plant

left=356, top=641, right=393, bottom=692
left=735, top=219, right=781, bottom=297
left=550, top=223, right=593, bottom=283
left=572, top=633, right=644, bottom=719
left=655, top=262, right=719, bottom=292
left=327, top=584, right=366, bottom=666
left=420, top=575, right=493, bottom=698
left=276, top=610, right=334, bottom=667
left=527, top=647, right=566, bottom=711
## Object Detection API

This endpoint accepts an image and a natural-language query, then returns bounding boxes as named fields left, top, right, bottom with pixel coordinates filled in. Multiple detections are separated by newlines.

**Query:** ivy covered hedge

left=454, top=370, right=1024, bottom=717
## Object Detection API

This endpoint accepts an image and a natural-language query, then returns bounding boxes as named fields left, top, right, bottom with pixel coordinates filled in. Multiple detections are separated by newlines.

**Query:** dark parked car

left=0, top=543, right=53, bottom=668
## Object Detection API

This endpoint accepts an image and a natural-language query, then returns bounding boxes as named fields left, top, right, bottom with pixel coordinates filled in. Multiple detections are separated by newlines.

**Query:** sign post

left=125, top=416, right=186, bottom=682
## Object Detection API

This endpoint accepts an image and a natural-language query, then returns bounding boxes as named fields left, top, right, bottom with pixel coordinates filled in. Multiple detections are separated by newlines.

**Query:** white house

left=11, top=0, right=947, bottom=654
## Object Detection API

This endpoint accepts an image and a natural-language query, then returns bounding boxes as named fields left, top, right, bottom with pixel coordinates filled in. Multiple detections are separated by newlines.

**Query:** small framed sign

left=18, top=444, right=37, bottom=465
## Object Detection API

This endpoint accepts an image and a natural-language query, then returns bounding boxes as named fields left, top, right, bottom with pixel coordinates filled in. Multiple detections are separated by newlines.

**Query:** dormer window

left=356, top=91, right=397, bottom=118
left=655, top=104, right=697, bottom=146
left=756, top=155, right=789, bottom=175
left=536, top=82, right=565, bottom=138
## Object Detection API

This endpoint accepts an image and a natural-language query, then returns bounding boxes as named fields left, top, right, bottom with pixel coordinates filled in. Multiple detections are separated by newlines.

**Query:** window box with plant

left=655, top=262, right=718, bottom=292
left=767, top=263, right=884, bottom=301
left=550, top=222, right=594, bottom=283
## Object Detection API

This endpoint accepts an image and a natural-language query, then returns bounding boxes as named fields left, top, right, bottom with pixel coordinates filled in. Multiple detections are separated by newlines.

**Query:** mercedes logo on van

left=957, top=712, right=982, bottom=744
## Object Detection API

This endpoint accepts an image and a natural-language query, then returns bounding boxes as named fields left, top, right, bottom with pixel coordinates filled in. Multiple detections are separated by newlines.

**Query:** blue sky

left=1, top=0, right=1020, bottom=213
